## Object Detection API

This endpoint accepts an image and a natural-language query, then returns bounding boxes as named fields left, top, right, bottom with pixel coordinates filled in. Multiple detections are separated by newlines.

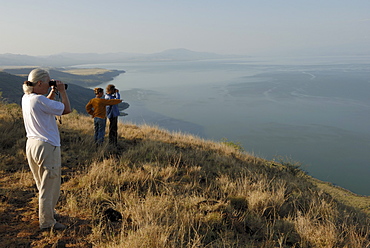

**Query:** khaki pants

left=26, top=139, right=61, bottom=229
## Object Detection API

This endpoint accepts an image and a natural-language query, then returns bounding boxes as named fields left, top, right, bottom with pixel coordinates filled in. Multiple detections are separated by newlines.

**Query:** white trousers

left=26, top=138, right=61, bottom=229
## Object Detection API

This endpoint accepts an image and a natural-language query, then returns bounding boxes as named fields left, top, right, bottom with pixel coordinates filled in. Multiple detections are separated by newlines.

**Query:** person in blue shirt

left=105, top=84, right=121, bottom=146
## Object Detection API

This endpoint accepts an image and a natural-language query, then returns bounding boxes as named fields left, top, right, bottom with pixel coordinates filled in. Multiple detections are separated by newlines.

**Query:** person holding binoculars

left=105, top=84, right=121, bottom=146
left=22, top=68, right=71, bottom=230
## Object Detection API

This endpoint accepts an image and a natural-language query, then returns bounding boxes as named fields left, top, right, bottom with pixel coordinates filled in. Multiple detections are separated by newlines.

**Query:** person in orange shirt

left=86, top=88, right=122, bottom=145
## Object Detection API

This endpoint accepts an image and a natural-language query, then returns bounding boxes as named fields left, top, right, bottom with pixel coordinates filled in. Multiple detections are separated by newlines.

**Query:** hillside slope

left=0, top=68, right=125, bottom=113
left=0, top=102, right=369, bottom=247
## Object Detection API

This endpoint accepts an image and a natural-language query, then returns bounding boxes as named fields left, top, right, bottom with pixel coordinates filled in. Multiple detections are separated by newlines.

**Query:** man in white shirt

left=22, top=68, right=71, bottom=230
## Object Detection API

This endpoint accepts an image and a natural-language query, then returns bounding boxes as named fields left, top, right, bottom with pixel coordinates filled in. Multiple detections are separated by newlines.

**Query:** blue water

left=74, top=56, right=370, bottom=195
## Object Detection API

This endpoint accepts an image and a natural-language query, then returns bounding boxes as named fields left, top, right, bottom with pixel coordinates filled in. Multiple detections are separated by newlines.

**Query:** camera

left=49, top=81, right=68, bottom=89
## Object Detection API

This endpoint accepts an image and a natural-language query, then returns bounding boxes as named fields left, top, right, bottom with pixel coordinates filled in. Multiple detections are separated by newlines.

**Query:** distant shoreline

left=0, top=67, right=126, bottom=113
left=60, top=68, right=120, bottom=76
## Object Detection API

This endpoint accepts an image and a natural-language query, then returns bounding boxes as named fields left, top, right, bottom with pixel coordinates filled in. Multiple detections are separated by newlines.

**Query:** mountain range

left=0, top=49, right=243, bottom=67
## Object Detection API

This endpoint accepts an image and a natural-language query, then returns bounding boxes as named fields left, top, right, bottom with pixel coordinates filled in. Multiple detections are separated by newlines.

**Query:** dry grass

left=0, top=102, right=369, bottom=247
left=311, top=178, right=370, bottom=215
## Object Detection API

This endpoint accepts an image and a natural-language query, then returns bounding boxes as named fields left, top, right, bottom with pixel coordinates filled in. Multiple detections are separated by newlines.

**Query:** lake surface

left=74, top=56, right=370, bottom=195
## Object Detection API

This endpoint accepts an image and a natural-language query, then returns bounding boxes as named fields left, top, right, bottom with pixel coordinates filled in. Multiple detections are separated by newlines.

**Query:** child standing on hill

left=105, top=84, right=121, bottom=146
left=85, top=88, right=122, bottom=145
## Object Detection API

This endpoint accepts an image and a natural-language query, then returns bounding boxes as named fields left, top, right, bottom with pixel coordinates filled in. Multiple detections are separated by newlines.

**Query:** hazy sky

left=1, top=0, right=369, bottom=56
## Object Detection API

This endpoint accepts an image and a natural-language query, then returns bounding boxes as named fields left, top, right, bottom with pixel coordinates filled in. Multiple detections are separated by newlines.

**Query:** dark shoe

left=53, top=222, right=67, bottom=230
left=41, top=222, right=66, bottom=231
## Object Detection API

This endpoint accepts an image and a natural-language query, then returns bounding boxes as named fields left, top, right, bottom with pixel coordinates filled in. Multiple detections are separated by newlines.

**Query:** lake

left=74, top=56, right=370, bottom=195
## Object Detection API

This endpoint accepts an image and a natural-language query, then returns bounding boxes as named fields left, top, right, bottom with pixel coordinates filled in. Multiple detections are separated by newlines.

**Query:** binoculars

left=49, top=81, right=68, bottom=89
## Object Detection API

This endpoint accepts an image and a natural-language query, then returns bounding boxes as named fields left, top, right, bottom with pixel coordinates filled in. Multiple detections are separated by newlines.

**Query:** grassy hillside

left=0, top=102, right=369, bottom=247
